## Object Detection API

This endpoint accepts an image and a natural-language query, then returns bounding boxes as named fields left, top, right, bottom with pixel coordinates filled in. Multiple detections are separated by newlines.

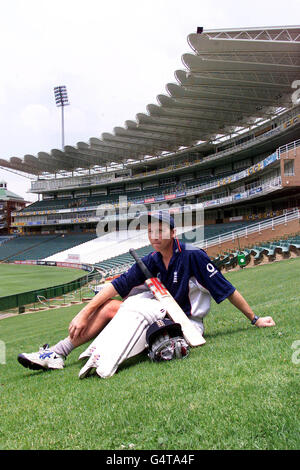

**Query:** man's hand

left=255, top=316, right=276, bottom=328
left=68, top=283, right=118, bottom=341
left=69, top=313, right=89, bottom=340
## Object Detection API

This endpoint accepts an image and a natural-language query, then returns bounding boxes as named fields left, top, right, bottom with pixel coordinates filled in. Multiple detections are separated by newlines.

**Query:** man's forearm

left=228, top=289, right=255, bottom=322
left=228, top=289, right=275, bottom=328
left=78, top=282, right=118, bottom=319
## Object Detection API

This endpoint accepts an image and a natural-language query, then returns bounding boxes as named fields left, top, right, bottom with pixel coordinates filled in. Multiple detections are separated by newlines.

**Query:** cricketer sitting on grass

left=17, top=212, right=275, bottom=378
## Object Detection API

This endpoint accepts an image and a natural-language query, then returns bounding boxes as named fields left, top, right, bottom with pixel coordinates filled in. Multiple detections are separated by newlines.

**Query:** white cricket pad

left=79, top=293, right=166, bottom=379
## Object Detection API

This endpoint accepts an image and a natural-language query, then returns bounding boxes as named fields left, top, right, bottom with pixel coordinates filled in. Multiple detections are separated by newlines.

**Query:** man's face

left=147, top=221, right=174, bottom=252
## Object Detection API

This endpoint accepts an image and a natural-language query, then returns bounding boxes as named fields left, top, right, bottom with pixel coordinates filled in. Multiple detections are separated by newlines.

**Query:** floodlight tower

left=54, top=85, right=69, bottom=149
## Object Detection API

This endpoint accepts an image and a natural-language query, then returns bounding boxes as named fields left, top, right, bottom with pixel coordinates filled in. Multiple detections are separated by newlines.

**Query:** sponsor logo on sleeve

left=206, top=263, right=218, bottom=278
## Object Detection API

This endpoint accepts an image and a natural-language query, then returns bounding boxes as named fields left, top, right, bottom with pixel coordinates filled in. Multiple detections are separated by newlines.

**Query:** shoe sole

left=17, top=354, right=64, bottom=371
left=18, top=354, right=48, bottom=371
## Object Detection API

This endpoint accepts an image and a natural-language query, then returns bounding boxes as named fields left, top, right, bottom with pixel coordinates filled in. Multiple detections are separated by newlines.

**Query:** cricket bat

left=129, top=248, right=206, bottom=347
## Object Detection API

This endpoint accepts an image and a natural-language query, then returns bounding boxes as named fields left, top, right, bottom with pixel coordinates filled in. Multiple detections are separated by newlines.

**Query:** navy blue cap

left=140, top=211, right=175, bottom=229
left=146, top=318, right=183, bottom=347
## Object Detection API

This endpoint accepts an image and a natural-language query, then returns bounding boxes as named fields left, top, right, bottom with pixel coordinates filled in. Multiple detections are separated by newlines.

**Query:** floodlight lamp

left=54, top=85, right=69, bottom=107
left=53, top=85, right=70, bottom=149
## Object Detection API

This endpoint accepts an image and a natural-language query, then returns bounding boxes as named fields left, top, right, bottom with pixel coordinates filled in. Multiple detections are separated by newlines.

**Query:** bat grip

left=129, top=248, right=153, bottom=279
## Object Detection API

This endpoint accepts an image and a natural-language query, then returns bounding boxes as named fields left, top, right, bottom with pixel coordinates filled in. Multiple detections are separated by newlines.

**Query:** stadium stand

left=0, top=235, right=15, bottom=245
left=44, top=230, right=149, bottom=264
left=0, top=233, right=96, bottom=262
left=44, top=225, right=197, bottom=264
left=90, top=219, right=300, bottom=278
left=43, top=221, right=253, bottom=265
left=0, top=25, right=299, bottom=281
left=93, top=231, right=300, bottom=279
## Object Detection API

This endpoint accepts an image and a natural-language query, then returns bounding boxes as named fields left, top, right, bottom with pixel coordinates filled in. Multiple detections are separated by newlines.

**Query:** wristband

left=251, top=315, right=260, bottom=325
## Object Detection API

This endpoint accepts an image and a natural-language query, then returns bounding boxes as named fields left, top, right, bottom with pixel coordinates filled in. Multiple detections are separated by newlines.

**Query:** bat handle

left=129, top=248, right=153, bottom=279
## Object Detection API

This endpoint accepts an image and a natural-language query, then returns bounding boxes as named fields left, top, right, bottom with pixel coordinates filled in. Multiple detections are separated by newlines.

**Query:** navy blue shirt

left=112, top=239, right=236, bottom=317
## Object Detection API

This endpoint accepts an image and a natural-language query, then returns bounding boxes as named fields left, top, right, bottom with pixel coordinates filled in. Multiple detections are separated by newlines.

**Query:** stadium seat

left=0, top=233, right=97, bottom=262
left=224, top=255, right=238, bottom=271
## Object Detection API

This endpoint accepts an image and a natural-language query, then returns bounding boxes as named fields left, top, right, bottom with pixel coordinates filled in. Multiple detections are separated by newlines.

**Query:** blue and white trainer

left=18, top=344, right=65, bottom=371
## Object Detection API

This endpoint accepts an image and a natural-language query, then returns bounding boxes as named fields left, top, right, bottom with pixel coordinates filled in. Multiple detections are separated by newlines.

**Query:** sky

left=0, top=0, right=299, bottom=202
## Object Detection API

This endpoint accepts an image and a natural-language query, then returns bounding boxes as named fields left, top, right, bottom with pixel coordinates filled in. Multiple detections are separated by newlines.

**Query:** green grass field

left=0, top=258, right=299, bottom=450
left=0, top=264, right=87, bottom=298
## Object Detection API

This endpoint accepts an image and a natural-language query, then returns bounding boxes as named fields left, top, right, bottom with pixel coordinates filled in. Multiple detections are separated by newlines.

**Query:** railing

left=278, top=139, right=300, bottom=156
left=0, top=275, right=88, bottom=312
left=197, top=210, right=300, bottom=250
left=0, top=265, right=101, bottom=312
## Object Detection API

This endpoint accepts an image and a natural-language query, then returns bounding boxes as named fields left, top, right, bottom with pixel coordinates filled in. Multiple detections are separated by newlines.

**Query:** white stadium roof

left=1, top=25, right=300, bottom=176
